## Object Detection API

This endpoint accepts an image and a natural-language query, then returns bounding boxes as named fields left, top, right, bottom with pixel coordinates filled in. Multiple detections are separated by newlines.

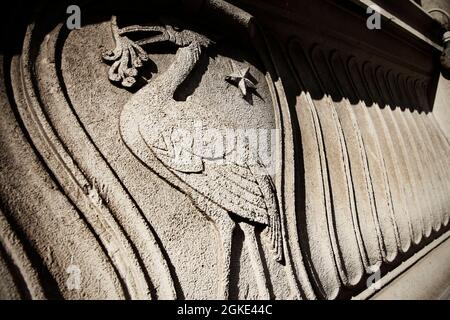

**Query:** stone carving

left=0, top=0, right=314, bottom=300
left=225, top=62, right=258, bottom=101
left=1, top=0, right=450, bottom=300
left=102, top=15, right=283, bottom=299
left=102, top=16, right=152, bottom=88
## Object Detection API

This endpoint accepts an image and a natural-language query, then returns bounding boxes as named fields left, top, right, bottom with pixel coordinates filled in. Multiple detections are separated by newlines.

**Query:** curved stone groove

left=51, top=23, right=178, bottom=299
left=0, top=242, right=22, bottom=299
left=398, top=76, right=440, bottom=233
left=326, top=52, right=372, bottom=271
left=15, top=21, right=175, bottom=299
left=418, top=83, right=450, bottom=227
left=3, top=55, right=127, bottom=300
left=390, top=74, right=433, bottom=237
left=288, top=40, right=342, bottom=299
left=0, top=209, right=46, bottom=299
left=15, top=53, right=134, bottom=299
left=346, top=57, right=398, bottom=263
left=308, top=46, right=364, bottom=287
left=385, top=72, right=427, bottom=242
left=329, top=51, right=383, bottom=269
left=406, top=79, right=449, bottom=230
left=403, top=109, right=443, bottom=233
left=361, top=63, right=410, bottom=254
left=360, top=64, right=403, bottom=257
left=370, top=69, right=414, bottom=252
left=303, top=93, right=343, bottom=298
left=411, top=111, right=448, bottom=230
left=425, top=100, right=450, bottom=215
left=384, top=71, right=423, bottom=244
left=373, top=67, right=416, bottom=249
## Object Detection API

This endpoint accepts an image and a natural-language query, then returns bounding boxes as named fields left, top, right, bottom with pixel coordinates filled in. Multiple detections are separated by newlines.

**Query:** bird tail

left=267, top=194, right=284, bottom=263
left=258, top=172, right=283, bottom=263
left=249, top=161, right=284, bottom=263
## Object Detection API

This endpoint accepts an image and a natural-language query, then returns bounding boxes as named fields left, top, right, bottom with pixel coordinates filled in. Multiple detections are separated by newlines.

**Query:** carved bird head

left=102, top=16, right=212, bottom=87
left=162, top=24, right=212, bottom=48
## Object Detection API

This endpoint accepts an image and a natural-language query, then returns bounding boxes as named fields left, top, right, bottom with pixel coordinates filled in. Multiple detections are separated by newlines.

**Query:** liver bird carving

left=102, top=16, right=283, bottom=299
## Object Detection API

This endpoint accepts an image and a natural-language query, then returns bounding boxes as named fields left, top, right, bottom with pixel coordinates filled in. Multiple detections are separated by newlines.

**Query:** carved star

left=225, top=65, right=257, bottom=97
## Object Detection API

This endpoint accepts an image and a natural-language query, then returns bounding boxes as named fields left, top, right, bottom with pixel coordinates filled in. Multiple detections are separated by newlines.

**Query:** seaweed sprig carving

left=102, top=16, right=167, bottom=87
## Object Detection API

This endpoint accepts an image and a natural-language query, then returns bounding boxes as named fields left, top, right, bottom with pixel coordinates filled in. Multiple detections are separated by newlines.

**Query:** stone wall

left=0, top=0, right=449, bottom=299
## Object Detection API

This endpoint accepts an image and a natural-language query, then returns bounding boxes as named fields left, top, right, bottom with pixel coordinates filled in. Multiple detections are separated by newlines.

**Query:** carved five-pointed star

left=225, top=65, right=257, bottom=97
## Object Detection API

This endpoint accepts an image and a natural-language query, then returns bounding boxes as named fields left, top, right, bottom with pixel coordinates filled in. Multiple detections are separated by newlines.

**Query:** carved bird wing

left=141, top=127, right=283, bottom=261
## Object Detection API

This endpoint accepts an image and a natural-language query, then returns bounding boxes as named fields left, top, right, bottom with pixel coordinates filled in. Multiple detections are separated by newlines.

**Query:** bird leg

left=239, top=223, right=271, bottom=300
left=213, top=217, right=235, bottom=300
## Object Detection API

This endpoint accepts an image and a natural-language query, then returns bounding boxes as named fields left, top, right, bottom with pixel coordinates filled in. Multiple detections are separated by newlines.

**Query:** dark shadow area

left=228, top=225, right=244, bottom=299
